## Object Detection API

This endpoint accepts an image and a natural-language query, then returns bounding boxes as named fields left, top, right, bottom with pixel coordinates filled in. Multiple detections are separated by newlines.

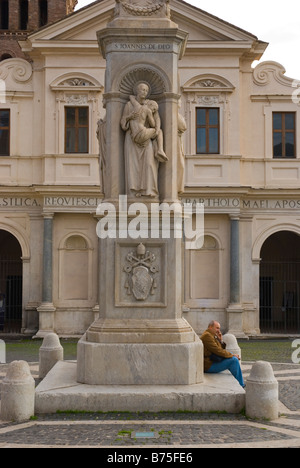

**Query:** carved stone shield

left=131, top=266, right=153, bottom=301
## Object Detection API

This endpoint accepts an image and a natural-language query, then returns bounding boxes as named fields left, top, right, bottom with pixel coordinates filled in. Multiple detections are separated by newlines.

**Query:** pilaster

left=36, top=213, right=56, bottom=338
left=227, top=215, right=246, bottom=338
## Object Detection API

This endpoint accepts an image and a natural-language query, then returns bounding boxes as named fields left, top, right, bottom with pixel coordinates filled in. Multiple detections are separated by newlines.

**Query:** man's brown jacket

left=201, top=328, right=233, bottom=371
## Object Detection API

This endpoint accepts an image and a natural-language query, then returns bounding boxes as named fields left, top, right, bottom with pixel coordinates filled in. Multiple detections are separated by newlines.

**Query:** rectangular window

left=273, top=112, right=296, bottom=158
left=19, top=0, right=29, bottom=30
left=65, top=107, right=89, bottom=154
left=0, top=109, right=10, bottom=156
left=196, top=108, right=220, bottom=154
left=39, top=0, right=48, bottom=27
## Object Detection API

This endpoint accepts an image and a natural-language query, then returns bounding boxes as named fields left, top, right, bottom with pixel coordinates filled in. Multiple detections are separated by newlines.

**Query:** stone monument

left=35, top=1, right=245, bottom=415
left=77, top=0, right=203, bottom=386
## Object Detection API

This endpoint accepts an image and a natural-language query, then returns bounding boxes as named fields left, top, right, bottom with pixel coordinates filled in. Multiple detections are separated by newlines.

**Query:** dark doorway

left=0, top=230, right=22, bottom=333
left=260, top=231, right=300, bottom=333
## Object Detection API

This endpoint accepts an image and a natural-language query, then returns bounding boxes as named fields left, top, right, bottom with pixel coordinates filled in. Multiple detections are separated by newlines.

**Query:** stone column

left=227, top=215, right=246, bottom=337
left=230, top=215, right=240, bottom=305
left=36, top=214, right=56, bottom=338
left=240, top=215, right=259, bottom=335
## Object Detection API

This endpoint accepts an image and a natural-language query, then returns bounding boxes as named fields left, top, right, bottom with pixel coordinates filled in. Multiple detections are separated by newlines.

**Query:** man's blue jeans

left=206, top=357, right=245, bottom=388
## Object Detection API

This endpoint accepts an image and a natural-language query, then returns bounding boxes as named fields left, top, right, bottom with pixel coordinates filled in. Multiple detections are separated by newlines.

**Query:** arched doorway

left=0, top=230, right=23, bottom=333
left=260, top=231, right=300, bottom=333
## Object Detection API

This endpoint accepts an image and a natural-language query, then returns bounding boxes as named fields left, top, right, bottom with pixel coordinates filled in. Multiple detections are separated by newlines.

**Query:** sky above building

left=75, top=0, right=300, bottom=80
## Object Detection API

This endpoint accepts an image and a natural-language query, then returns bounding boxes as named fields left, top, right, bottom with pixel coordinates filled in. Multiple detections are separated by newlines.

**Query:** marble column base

left=35, top=302, right=56, bottom=338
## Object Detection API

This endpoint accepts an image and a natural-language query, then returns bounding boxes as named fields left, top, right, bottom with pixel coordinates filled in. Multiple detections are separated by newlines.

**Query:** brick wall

left=0, top=32, right=28, bottom=60
left=0, top=0, right=77, bottom=60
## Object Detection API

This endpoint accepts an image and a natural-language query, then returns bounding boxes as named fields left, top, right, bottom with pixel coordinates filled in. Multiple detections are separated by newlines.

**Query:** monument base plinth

left=35, top=361, right=245, bottom=414
left=85, top=318, right=198, bottom=343
left=77, top=330, right=203, bottom=385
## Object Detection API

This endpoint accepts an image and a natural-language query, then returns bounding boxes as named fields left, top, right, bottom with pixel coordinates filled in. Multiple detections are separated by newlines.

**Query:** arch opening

left=260, top=231, right=300, bottom=333
left=0, top=230, right=23, bottom=333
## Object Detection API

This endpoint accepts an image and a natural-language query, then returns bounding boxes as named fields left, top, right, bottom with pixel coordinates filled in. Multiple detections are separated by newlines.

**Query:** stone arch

left=252, top=223, right=300, bottom=261
left=182, top=73, right=235, bottom=92
left=117, top=64, right=171, bottom=97
left=0, top=53, right=14, bottom=62
left=202, top=233, right=222, bottom=250
left=0, top=221, right=30, bottom=260
left=65, top=235, right=88, bottom=250
left=0, top=229, right=23, bottom=333
left=259, top=230, right=300, bottom=333
left=59, top=232, right=93, bottom=251
left=50, top=72, right=103, bottom=91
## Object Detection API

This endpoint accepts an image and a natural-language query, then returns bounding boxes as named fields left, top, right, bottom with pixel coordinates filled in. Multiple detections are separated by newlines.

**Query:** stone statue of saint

left=96, top=114, right=106, bottom=193
left=177, top=99, right=187, bottom=194
left=121, top=81, right=168, bottom=198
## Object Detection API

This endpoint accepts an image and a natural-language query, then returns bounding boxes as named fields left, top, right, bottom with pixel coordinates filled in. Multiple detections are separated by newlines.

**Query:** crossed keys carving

left=124, top=243, right=159, bottom=300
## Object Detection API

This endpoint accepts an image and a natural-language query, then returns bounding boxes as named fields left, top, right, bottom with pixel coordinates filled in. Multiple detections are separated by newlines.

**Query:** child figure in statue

left=128, top=94, right=168, bottom=163
left=121, top=81, right=168, bottom=198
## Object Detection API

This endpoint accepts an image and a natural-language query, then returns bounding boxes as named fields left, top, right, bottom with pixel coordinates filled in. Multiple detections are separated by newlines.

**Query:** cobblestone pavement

left=0, top=361, right=299, bottom=448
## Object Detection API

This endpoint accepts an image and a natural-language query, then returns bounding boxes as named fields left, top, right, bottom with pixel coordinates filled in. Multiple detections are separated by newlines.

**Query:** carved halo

left=119, top=67, right=167, bottom=96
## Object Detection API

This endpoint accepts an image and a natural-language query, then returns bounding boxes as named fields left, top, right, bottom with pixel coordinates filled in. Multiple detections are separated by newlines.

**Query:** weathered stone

left=1, top=361, right=35, bottom=422
left=39, top=333, right=64, bottom=379
left=246, top=361, right=279, bottom=420
left=223, top=333, right=242, bottom=360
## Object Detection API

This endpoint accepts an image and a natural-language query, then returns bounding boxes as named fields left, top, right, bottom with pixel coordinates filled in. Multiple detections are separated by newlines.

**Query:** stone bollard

left=39, top=333, right=64, bottom=379
left=1, top=361, right=35, bottom=422
left=246, top=361, right=279, bottom=420
left=223, top=333, right=242, bottom=361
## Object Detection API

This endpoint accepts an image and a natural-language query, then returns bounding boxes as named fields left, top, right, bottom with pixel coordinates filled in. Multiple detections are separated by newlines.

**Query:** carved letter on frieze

left=124, top=243, right=159, bottom=301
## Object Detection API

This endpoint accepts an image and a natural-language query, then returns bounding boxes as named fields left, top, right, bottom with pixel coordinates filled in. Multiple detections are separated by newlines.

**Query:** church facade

left=0, top=0, right=300, bottom=337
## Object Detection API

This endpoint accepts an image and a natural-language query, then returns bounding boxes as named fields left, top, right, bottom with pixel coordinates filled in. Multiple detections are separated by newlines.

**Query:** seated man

left=201, top=320, right=245, bottom=388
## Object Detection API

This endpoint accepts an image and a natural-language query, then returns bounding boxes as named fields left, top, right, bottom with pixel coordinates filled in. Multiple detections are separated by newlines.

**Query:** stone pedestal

left=1, top=361, right=35, bottom=422
left=78, top=333, right=203, bottom=386
left=223, top=333, right=242, bottom=360
left=246, top=361, right=279, bottom=421
left=39, top=333, right=64, bottom=379
left=77, top=235, right=204, bottom=385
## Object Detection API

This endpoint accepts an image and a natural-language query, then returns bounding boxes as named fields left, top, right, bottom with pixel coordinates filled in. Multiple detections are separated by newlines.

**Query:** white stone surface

left=223, top=333, right=242, bottom=360
left=1, top=361, right=35, bottom=422
left=246, top=361, right=279, bottom=421
left=77, top=333, right=203, bottom=385
left=35, top=361, right=245, bottom=414
left=39, top=333, right=64, bottom=379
